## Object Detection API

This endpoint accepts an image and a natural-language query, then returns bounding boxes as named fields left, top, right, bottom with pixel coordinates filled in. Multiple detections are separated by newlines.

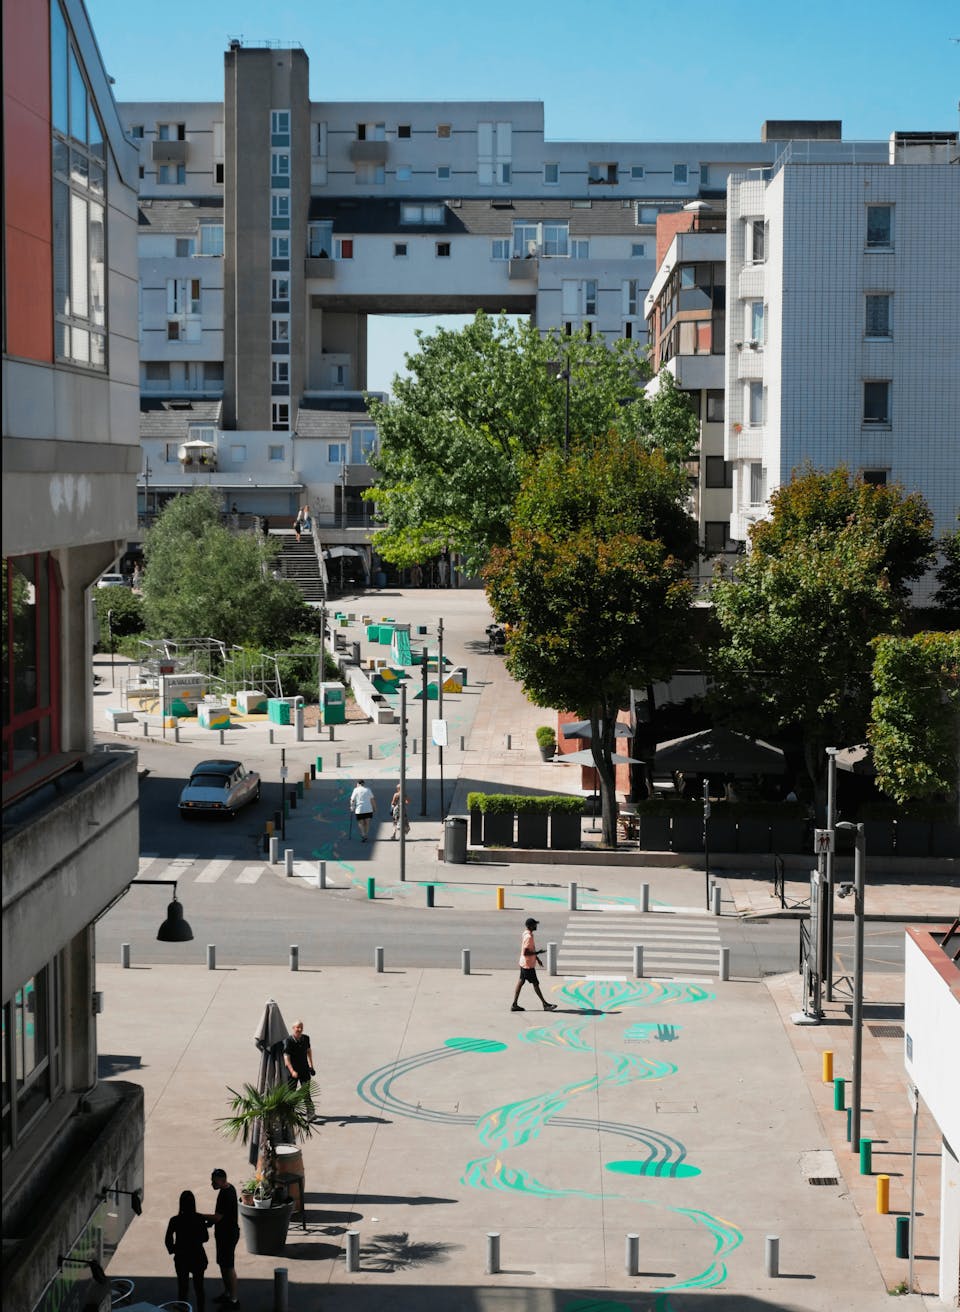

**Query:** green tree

left=934, top=516, right=960, bottom=611
left=94, top=587, right=144, bottom=648
left=869, top=631, right=960, bottom=812
left=485, top=434, right=698, bottom=846
left=142, top=489, right=314, bottom=651
left=710, top=467, right=936, bottom=808
left=366, top=312, right=697, bottom=573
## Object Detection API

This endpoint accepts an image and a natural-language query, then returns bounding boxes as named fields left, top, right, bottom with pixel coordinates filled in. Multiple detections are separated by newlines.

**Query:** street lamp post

left=399, top=681, right=407, bottom=882
left=546, top=361, right=571, bottom=455
left=825, top=746, right=838, bottom=1001
left=836, top=821, right=866, bottom=1154
left=107, top=610, right=115, bottom=682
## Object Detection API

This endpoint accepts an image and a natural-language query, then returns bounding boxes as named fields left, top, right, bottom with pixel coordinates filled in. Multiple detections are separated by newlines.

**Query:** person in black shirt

left=205, top=1168, right=239, bottom=1308
left=283, top=1020, right=317, bottom=1120
left=165, top=1190, right=209, bottom=1311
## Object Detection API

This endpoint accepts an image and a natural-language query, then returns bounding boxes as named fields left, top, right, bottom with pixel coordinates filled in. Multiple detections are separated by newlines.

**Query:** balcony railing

left=151, top=140, right=188, bottom=163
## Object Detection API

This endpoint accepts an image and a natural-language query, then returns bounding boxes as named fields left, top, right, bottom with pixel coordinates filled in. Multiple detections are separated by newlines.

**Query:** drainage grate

left=808, top=1177, right=839, bottom=1186
left=868, top=1024, right=904, bottom=1039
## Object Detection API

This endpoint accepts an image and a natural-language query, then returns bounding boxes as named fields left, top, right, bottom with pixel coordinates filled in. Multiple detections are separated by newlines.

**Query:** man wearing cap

left=511, top=917, right=558, bottom=1012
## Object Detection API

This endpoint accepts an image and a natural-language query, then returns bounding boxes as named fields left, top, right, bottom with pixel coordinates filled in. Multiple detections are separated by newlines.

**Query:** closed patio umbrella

left=562, top=720, right=633, bottom=740
left=653, top=728, right=786, bottom=775
left=250, top=999, right=289, bottom=1166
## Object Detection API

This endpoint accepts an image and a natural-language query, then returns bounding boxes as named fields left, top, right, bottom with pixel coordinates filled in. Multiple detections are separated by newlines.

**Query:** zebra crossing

left=558, top=907, right=723, bottom=981
left=136, top=854, right=325, bottom=887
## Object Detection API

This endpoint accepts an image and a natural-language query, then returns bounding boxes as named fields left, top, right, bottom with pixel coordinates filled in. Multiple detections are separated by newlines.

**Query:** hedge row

left=466, top=792, right=585, bottom=815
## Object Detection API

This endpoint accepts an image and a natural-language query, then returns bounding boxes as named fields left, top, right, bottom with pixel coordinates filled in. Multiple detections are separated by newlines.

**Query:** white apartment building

left=725, top=134, right=960, bottom=570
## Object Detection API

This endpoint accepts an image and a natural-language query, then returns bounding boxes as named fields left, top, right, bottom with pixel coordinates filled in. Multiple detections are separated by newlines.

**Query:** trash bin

left=444, top=815, right=468, bottom=864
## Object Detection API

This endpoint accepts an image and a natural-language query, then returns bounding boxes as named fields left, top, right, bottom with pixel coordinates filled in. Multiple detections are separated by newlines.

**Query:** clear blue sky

left=88, top=0, right=959, bottom=390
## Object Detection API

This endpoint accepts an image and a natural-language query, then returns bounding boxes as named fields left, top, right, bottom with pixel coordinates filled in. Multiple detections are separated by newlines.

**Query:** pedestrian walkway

left=558, top=908, right=723, bottom=980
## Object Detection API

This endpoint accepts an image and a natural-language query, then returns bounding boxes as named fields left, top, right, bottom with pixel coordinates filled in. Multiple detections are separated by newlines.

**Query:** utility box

left=198, top=702, right=230, bottom=729
left=237, top=689, right=267, bottom=714
left=319, top=682, right=346, bottom=725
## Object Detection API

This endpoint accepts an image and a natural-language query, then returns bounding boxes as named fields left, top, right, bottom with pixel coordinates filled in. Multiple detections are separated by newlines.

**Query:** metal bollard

left=317, top=860, right=326, bottom=888
left=206, top=944, right=216, bottom=971
left=285, top=849, right=294, bottom=877
left=273, top=1267, right=288, bottom=1312
left=303, top=771, right=310, bottom=790
left=569, top=880, right=578, bottom=911
left=626, top=1233, right=639, bottom=1277
left=328, top=725, right=335, bottom=741
left=426, top=884, right=435, bottom=907
left=121, top=943, right=130, bottom=969
left=345, top=1230, right=359, bottom=1272
left=266, top=819, right=275, bottom=836
left=547, top=942, right=557, bottom=976
left=336, top=752, right=341, bottom=768
left=367, top=876, right=375, bottom=900
left=315, top=756, right=322, bottom=773
left=219, top=728, right=225, bottom=746
left=876, top=1174, right=889, bottom=1214
left=270, top=836, right=280, bottom=864
left=859, top=1138, right=873, bottom=1175
left=310, top=763, right=316, bottom=780
left=505, top=734, right=511, bottom=750
left=374, top=946, right=384, bottom=972
left=289, top=945, right=299, bottom=972
left=368, top=743, right=373, bottom=759
left=142, top=720, right=149, bottom=737
left=834, top=1077, right=846, bottom=1111
left=711, top=883, right=721, bottom=916
left=296, top=779, right=304, bottom=799
left=269, top=728, right=274, bottom=744
left=289, top=790, right=297, bottom=810
left=412, top=738, right=417, bottom=755
left=634, top=945, right=644, bottom=978
left=461, top=948, right=471, bottom=975
left=485, top=1232, right=500, bottom=1275
left=765, top=1234, right=779, bottom=1277
left=846, top=1106, right=853, bottom=1143
left=459, top=735, right=465, bottom=751
left=274, top=810, right=282, bottom=831
left=895, top=1215, right=909, bottom=1259
left=639, top=882, right=650, bottom=912
left=496, top=886, right=504, bottom=910
left=174, top=723, right=180, bottom=743
left=719, top=946, right=730, bottom=981
left=823, top=1051, right=834, bottom=1084
left=262, top=831, right=270, bottom=853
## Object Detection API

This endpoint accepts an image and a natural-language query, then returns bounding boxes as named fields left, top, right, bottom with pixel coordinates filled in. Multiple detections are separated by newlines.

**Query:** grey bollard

left=640, top=882, right=650, bottom=912
left=412, top=738, right=417, bottom=754
left=486, top=1232, right=500, bottom=1275
left=720, top=946, right=730, bottom=981
left=207, top=944, right=216, bottom=971
left=121, top=942, right=131, bottom=969
left=345, top=1230, right=359, bottom=1272
left=290, top=945, right=299, bottom=972
left=547, top=941, right=558, bottom=976
left=295, top=707, right=304, bottom=742
left=269, top=728, right=274, bottom=745
left=270, top=835, right=280, bottom=864
left=219, top=728, right=225, bottom=746
left=328, top=725, right=334, bottom=741
left=317, top=860, right=327, bottom=889
left=765, top=1234, right=779, bottom=1278
left=273, top=1267, right=288, bottom=1312
left=711, top=883, right=722, bottom=916
left=569, top=880, right=578, bottom=911
left=367, top=743, right=373, bottom=759
left=375, top=946, right=384, bottom=973
left=505, top=734, right=512, bottom=750
left=626, top=1233, right=639, bottom=1277
left=336, top=752, right=341, bottom=768
left=142, top=720, right=149, bottom=737
left=460, top=735, right=465, bottom=751
left=174, top=723, right=180, bottom=743
left=634, top=945, right=644, bottom=978
left=284, top=848, right=294, bottom=877
left=462, top=948, right=471, bottom=975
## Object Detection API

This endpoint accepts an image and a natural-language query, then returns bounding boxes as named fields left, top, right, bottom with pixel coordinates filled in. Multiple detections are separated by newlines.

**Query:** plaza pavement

left=96, top=588, right=957, bottom=1310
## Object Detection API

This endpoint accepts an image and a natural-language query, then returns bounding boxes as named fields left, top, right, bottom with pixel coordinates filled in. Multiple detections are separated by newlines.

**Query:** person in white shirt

left=349, top=779, right=376, bottom=842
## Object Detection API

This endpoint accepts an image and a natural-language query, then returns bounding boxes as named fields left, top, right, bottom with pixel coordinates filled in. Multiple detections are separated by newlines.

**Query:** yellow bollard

left=496, top=886, right=505, bottom=910
left=822, top=1050, right=834, bottom=1084
left=876, top=1174, right=890, bottom=1214
left=304, top=771, right=311, bottom=790
left=265, top=820, right=274, bottom=836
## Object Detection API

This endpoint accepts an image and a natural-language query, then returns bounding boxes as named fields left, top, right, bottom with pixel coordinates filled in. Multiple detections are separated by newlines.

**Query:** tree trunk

left=804, top=738, right=828, bottom=824
left=590, top=702, right=620, bottom=847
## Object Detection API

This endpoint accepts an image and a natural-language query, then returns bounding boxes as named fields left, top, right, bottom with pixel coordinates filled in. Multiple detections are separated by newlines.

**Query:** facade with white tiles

left=724, top=136, right=960, bottom=564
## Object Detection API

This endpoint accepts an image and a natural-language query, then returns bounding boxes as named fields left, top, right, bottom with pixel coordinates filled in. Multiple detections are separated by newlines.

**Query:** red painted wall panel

left=3, top=0, right=53, bottom=362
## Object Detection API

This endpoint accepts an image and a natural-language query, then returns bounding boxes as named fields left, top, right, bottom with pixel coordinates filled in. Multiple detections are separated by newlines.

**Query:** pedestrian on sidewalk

left=349, top=779, right=376, bottom=842
left=205, top=1169, right=240, bottom=1308
left=511, top=918, right=557, bottom=1012
left=390, top=784, right=410, bottom=839
left=164, top=1190, right=209, bottom=1312
left=283, top=1019, right=318, bottom=1121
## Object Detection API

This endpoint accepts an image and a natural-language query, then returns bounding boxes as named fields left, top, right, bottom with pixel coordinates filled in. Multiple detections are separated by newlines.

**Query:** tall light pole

left=836, top=821, right=866, bottom=1155
left=107, top=609, right=115, bottom=682
left=546, top=360, right=571, bottom=455
left=825, top=747, right=838, bottom=1001
left=399, top=681, right=407, bottom=882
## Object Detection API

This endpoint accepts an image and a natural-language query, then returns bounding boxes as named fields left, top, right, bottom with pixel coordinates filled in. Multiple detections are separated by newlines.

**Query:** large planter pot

left=538, top=745, right=556, bottom=762
left=671, top=813, right=704, bottom=853
left=517, top=812, right=548, bottom=849
left=770, top=819, right=808, bottom=855
left=469, top=810, right=482, bottom=846
left=895, top=820, right=931, bottom=857
left=861, top=819, right=895, bottom=857
left=737, top=817, right=771, bottom=854
left=483, top=811, right=514, bottom=847
left=549, top=811, right=582, bottom=850
left=706, top=816, right=737, bottom=853
left=931, top=822, right=960, bottom=858
left=240, top=1199, right=294, bottom=1256
left=639, top=814, right=671, bottom=852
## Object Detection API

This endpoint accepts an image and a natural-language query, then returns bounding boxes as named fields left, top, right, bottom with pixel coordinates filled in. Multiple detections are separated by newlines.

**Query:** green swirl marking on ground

left=559, top=979, right=714, bottom=1009
left=443, top=1037, right=507, bottom=1053
left=606, top=1159, right=701, bottom=1179
left=462, top=1153, right=603, bottom=1199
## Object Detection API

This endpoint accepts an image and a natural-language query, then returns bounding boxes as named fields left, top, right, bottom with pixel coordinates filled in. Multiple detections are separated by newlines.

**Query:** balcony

left=726, top=427, right=766, bottom=462
left=738, top=265, right=765, bottom=299
left=349, top=140, right=389, bottom=164
left=736, top=345, right=765, bottom=380
left=151, top=139, right=188, bottom=164
left=509, top=257, right=539, bottom=280
left=305, top=256, right=335, bottom=279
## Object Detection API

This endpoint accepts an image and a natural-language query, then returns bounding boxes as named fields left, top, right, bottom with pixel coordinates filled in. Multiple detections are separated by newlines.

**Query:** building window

left=50, top=1, right=107, bottom=369
left=215, top=162, right=224, bottom=184
left=355, top=162, right=385, bottom=185
left=862, top=469, right=888, bottom=486
left=328, top=442, right=346, bottom=463
left=199, top=223, right=224, bottom=256
left=271, top=109, right=290, bottom=135
left=231, top=445, right=246, bottom=462
left=630, top=165, right=645, bottom=180
left=630, top=243, right=646, bottom=258
left=588, top=162, right=618, bottom=184
left=491, top=239, right=510, bottom=261
left=307, top=221, right=332, bottom=258
left=748, top=381, right=764, bottom=425
left=398, top=124, right=411, bottom=139
left=271, top=318, right=289, bottom=343
left=272, top=360, right=289, bottom=384
left=395, top=166, right=412, bottom=181
left=623, top=280, right=641, bottom=316
left=272, top=276, right=290, bottom=302
left=167, top=277, right=201, bottom=316
left=749, top=462, right=767, bottom=505
left=512, top=220, right=568, bottom=258
left=4, top=964, right=62, bottom=1148
left=749, top=301, right=765, bottom=344
left=2, top=554, right=61, bottom=781
left=705, top=389, right=725, bottom=422
left=583, top=281, right=597, bottom=315
left=673, top=163, right=688, bottom=184
left=498, top=162, right=511, bottom=184
left=204, top=362, right=223, bottom=386
left=865, top=294, right=892, bottom=338
left=271, top=403, right=290, bottom=431
left=166, top=321, right=180, bottom=341
left=144, top=362, right=170, bottom=389
left=392, top=242, right=407, bottom=258
left=158, top=164, right=186, bottom=185
left=436, top=242, right=451, bottom=258
left=705, top=456, right=733, bottom=488
left=271, top=236, right=290, bottom=260
left=704, top=522, right=729, bottom=553
left=271, top=195, right=290, bottom=220
left=863, top=380, right=891, bottom=425
left=400, top=204, right=444, bottom=225
left=130, top=124, right=144, bottom=139
left=700, top=163, right=711, bottom=186
left=268, top=444, right=285, bottom=461
left=866, top=205, right=893, bottom=249
left=437, top=165, right=451, bottom=181
left=164, top=442, right=179, bottom=461
left=747, top=218, right=766, bottom=263
left=544, top=162, right=559, bottom=184
left=351, top=425, right=378, bottom=463
left=436, top=124, right=451, bottom=139
left=636, top=205, right=661, bottom=226
left=334, top=238, right=353, bottom=260
left=571, top=239, right=589, bottom=259
left=157, top=122, right=185, bottom=141
left=175, top=237, right=195, bottom=257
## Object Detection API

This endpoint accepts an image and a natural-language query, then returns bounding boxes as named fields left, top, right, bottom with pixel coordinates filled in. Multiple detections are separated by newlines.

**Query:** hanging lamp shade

left=157, top=897, right=194, bottom=942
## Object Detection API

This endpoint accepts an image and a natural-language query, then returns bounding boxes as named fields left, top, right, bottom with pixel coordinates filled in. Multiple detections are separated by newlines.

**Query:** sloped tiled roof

left=139, top=197, right=224, bottom=232
left=295, top=396, right=374, bottom=438
left=139, top=398, right=223, bottom=439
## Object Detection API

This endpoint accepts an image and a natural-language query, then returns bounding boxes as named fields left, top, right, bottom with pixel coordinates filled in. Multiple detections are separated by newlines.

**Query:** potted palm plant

left=218, top=1079, right=315, bottom=1255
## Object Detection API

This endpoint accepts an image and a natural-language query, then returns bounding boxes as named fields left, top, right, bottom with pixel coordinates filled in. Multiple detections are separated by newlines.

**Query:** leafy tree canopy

left=869, top=631, right=960, bottom=808
left=366, top=312, right=698, bottom=573
left=934, top=516, right=960, bottom=611
left=141, top=489, right=315, bottom=651
left=710, top=466, right=936, bottom=804
left=485, top=434, right=698, bottom=845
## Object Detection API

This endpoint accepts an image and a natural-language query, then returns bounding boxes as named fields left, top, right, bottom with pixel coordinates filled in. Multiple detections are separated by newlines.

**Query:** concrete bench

left=105, top=707, right=138, bottom=729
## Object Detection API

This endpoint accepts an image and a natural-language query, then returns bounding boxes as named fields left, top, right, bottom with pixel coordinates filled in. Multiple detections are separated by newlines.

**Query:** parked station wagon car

left=179, top=759, right=261, bottom=817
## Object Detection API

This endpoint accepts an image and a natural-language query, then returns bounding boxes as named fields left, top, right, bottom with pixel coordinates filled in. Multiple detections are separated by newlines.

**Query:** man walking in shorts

left=349, top=779, right=376, bottom=842
left=511, top=917, right=557, bottom=1012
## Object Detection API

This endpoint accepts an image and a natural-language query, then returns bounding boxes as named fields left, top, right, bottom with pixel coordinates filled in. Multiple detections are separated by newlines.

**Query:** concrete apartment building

left=2, top=2, right=144, bottom=1309
left=120, top=45, right=902, bottom=575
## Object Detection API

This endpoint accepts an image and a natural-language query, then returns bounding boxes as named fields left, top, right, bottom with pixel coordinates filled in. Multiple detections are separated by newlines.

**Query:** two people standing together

left=164, top=1168, right=239, bottom=1311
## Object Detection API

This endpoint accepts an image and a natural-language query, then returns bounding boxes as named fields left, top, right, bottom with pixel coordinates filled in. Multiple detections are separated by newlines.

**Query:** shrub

left=466, top=792, right=584, bottom=815
left=95, top=588, right=144, bottom=647
left=535, top=725, right=557, bottom=749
